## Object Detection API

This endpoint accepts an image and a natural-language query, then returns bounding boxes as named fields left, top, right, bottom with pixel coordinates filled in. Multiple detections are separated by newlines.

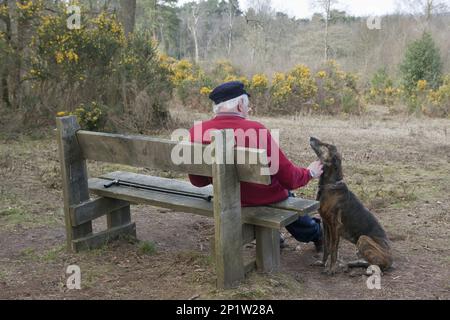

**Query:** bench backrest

left=76, top=126, right=271, bottom=185
left=56, top=115, right=271, bottom=289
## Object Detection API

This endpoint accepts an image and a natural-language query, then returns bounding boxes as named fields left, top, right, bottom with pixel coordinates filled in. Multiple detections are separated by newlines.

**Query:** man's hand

left=308, top=161, right=324, bottom=179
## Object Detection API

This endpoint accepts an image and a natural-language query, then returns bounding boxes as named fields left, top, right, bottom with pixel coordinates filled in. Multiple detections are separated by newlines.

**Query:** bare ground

left=0, top=109, right=449, bottom=300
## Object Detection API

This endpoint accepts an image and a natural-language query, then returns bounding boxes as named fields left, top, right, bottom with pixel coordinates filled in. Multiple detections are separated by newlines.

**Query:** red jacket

left=188, top=115, right=312, bottom=206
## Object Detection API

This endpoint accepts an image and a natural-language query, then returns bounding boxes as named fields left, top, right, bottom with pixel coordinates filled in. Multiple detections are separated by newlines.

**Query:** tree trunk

left=192, top=26, right=199, bottom=63
left=119, top=0, right=136, bottom=35
left=6, top=0, right=20, bottom=109
left=227, top=1, right=234, bottom=57
left=187, top=5, right=200, bottom=63
left=324, top=1, right=330, bottom=62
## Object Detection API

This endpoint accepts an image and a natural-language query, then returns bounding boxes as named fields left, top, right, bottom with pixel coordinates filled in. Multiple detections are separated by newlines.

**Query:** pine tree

left=400, top=32, right=442, bottom=93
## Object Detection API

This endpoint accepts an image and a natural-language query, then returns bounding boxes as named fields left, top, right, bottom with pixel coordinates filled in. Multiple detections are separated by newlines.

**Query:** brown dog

left=310, top=137, right=393, bottom=275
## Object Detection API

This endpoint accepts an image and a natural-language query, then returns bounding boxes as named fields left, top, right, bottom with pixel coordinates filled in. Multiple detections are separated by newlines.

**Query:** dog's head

left=309, top=137, right=341, bottom=165
left=310, top=137, right=343, bottom=181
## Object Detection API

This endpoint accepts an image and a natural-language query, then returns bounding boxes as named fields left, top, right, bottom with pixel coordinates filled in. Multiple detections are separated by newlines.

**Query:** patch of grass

left=80, top=264, right=114, bottom=289
left=19, top=247, right=39, bottom=260
left=0, top=207, right=59, bottom=229
left=83, top=244, right=110, bottom=257
left=19, top=244, right=66, bottom=262
left=209, top=273, right=303, bottom=300
left=138, top=241, right=157, bottom=256
left=0, top=269, right=7, bottom=281
left=231, top=287, right=268, bottom=299
left=40, top=244, right=66, bottom=262
left=175, top=250, right=211, bottom=267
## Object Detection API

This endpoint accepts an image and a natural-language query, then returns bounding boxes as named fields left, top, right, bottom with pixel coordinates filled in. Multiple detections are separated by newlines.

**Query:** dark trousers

left=284, top=192, right=322, bottom=243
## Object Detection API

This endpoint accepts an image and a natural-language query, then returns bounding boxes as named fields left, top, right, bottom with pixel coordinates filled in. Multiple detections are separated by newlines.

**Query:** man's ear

left=237, top=99, right=243, bottom=113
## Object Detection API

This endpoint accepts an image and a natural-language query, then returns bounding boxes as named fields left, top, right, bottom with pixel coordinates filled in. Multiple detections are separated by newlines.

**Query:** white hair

left=213, top=94, right=249, bottom=115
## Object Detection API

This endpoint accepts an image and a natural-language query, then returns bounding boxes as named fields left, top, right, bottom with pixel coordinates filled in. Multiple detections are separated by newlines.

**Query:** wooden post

left=56, top=116, right=93, bottom=252
left=256, top=227, right=280, bottom=273
left=107, top=206, right=132, bottom=229
left=211, top=129, right=244, bottom=289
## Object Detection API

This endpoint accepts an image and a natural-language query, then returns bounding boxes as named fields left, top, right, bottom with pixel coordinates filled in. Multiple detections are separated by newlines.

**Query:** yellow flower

left=55, top=51, right=64, bottom=64
left=200, top=87, right=212, bottom=96
left=16, top=1, right=33, bottom=11
left=251, top=74, right=269, bottom=90
left=0, top=4, right=8, bottom=16
left=273, top=73, right=285, bottom=83
left=317, top=71, right=327, bottom=79
left=57, top=111, right=66, bottom=117
left=291, top=64, right=311, bottom=78
left=417, top=80, right=428, bottom=91
left=66, top=50, right=79, bottom=62
left=384, top=87, right=395, bottom=96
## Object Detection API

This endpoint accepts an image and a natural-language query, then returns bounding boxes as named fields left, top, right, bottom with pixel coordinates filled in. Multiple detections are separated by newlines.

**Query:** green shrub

left=424, top=76, right=450, bottom=117
left=314, top=61, right=363, bottom=114
left=400, top=32, right=442, bottom=94
left=71, top=102, right=106, bottom=131
left=270, top=64, right=317, bottom=114
left=31, top=8, right=172, bottom=131
left=138, top=241, right=157, bottom=256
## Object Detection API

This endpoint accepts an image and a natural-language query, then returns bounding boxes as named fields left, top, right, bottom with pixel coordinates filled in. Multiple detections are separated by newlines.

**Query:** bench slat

left=89, top=177, right=213, bottom=217
left=72, top=222, right=136, bottom=251
left=99, top=171, right=318, bottom=215
left=77, top=131, right=271, bottom=185
left=88, top=177, right=299, bottom=229
left=268, top=197, right=319, bottom=215
left=100, top=171, right=213, bottom=197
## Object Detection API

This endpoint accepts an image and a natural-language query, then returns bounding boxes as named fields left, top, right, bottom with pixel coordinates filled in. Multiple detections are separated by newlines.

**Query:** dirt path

left=0, top=113, right=449, bottom=299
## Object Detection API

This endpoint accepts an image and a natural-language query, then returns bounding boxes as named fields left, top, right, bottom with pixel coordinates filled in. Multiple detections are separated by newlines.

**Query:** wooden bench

left=56, top=115, right=319, bottom=289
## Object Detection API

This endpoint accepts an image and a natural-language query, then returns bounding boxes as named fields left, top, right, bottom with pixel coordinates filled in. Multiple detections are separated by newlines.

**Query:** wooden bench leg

left=107, top=205, right=137, bottom=239
left=56, top=116, right=93, bottom=252
left=256, top=227, right=280, bottom=273
left=57, top=116, right=136, bottom=252
left=107, top=205, right=131, bottom=228
left=212, top=130, right=245, bottom=289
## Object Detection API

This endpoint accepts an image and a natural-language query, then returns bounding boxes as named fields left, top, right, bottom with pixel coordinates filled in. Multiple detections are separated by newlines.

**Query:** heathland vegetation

left=1, top=0, right=449, bottom=133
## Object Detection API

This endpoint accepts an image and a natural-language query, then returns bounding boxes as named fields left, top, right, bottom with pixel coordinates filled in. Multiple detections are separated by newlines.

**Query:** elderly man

left=188, top=81, right=324, bottom=251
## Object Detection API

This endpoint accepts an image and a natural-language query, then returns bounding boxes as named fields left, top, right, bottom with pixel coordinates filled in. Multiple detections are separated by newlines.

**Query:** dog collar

left=319, top=180, right=346, bottom=190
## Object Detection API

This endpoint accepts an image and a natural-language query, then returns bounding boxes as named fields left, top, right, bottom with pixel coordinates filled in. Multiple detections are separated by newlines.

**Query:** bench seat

left=87, top=171, right=319, bottom=230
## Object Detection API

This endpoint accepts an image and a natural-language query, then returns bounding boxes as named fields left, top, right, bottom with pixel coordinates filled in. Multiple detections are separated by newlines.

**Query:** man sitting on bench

left=188, top=81, right=324, bottom=252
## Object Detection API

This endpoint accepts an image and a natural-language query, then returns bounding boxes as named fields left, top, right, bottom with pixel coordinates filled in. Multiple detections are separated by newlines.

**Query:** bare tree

left=396, top=0, right=449, bottom=29
left=311, top=0, right=338, bottom=62
left=186, top=2, right=201, bottom=63
left=119, top=0, right=136, bottom=35
left=226, top=0, right=239, bottom=57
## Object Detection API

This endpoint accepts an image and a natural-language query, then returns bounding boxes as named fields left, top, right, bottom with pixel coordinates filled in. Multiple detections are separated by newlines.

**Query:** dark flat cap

left=209, top=81, right=250, bottom=104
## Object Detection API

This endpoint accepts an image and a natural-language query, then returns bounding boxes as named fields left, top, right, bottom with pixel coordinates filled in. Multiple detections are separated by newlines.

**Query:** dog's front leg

left=325, top=212, right=342, bottom=275
left=322, top=222, right=331, bottom=266
left=312, top=221, right=330, bottom=268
